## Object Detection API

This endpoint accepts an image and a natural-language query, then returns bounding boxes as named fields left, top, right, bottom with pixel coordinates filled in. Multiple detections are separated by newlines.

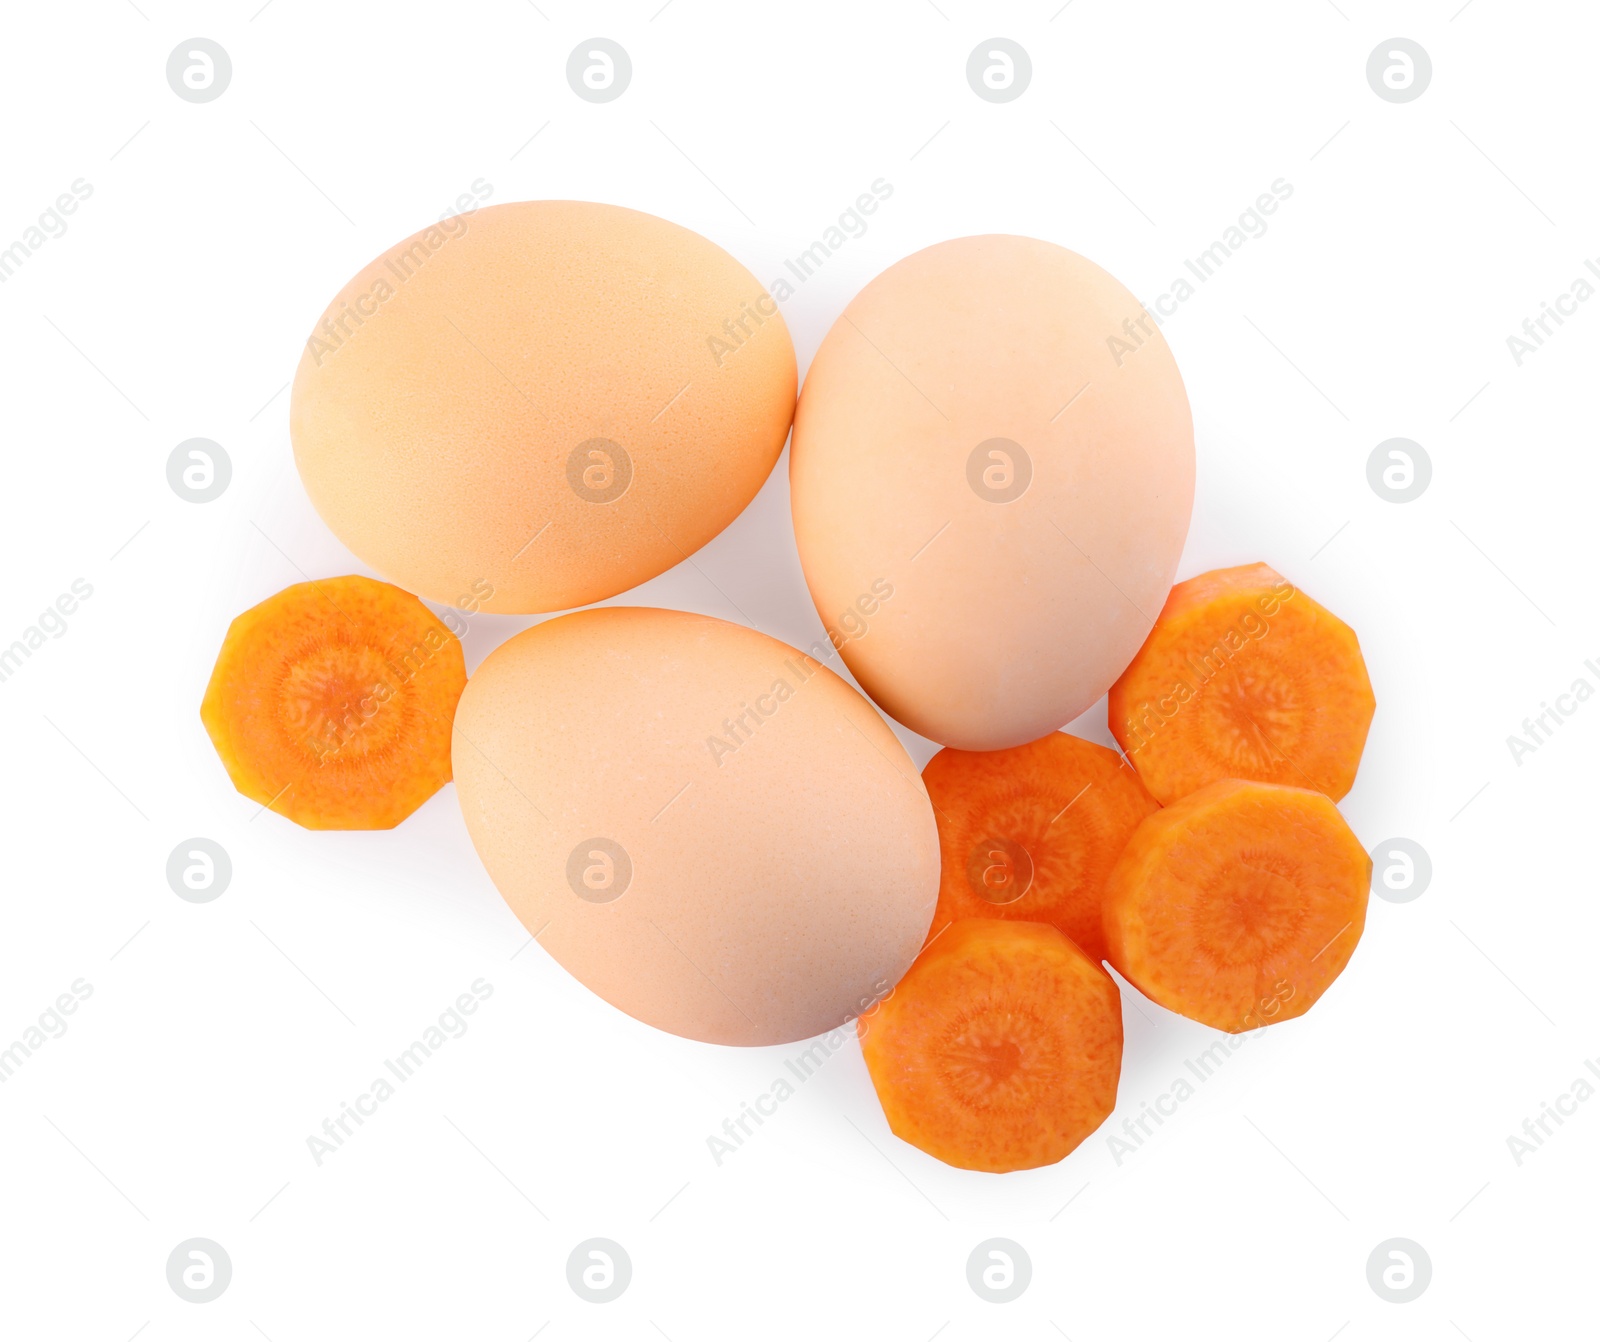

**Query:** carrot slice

left=1103, top=779, right=1370, bottom=1032
left=1108, top=562, right=1375, bottom=803
left=201, top=575, right=466, bottom=829
left=859, top=920, right=1122, bottom=1172
left=923, top=732, right=1159, bottom=962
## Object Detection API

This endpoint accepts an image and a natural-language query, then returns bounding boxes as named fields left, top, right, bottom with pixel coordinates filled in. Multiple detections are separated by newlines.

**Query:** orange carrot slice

left=859, top=920, right=1122, bottom=1172
left=923, top=732, right=1158, bottom=962
left=1103, top=779, right=1370, bottom=1032
left=201, top=575, right=466, bottom=829
left=1108, top=562, right=1375, bottom=803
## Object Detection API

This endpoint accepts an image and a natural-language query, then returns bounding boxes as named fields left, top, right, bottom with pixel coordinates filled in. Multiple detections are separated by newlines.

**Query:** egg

left=452, top=606, right=939, bottom=1046
left=790, top=235, right=1194, bottom=751
left=291, top=201, right=796, bottom=614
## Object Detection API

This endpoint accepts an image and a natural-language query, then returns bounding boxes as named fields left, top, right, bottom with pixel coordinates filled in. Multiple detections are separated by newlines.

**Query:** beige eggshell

left=452, top=606, right=939, bottom=1046
left=790, top=235, right=1194, bottom=751
left=291, top=200, right=796, bottom=614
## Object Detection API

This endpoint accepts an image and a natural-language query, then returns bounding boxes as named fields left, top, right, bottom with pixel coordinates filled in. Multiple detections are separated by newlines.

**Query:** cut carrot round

left=1108, top=562, right=1374, bottom=804
left=923, top=732, right=1159, bottom=963
left=201, top=575, right=466, bottom=829
left=859, top=920, right=1122, bottom=1173
left=1103, top=779, right=1370, bottom=1032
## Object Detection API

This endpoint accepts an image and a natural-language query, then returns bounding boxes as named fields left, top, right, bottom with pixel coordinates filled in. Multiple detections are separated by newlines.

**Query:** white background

left=2, top=1, right=1596, bottom=1337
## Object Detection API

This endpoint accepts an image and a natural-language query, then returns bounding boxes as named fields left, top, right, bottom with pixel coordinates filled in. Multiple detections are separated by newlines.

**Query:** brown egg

left=452, top=606, right=939, bottom=1046
left=291, top=201, right=796, bottom=614
left=790, top=235, right=1194, bottom=751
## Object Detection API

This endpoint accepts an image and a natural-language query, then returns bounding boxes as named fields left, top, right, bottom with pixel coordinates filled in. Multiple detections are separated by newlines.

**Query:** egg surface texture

left=790, top=235, right=1194, bottom=751
left=292, top=201, right=796, bottom=614
left=452, top=606, right=940, bottom=1046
